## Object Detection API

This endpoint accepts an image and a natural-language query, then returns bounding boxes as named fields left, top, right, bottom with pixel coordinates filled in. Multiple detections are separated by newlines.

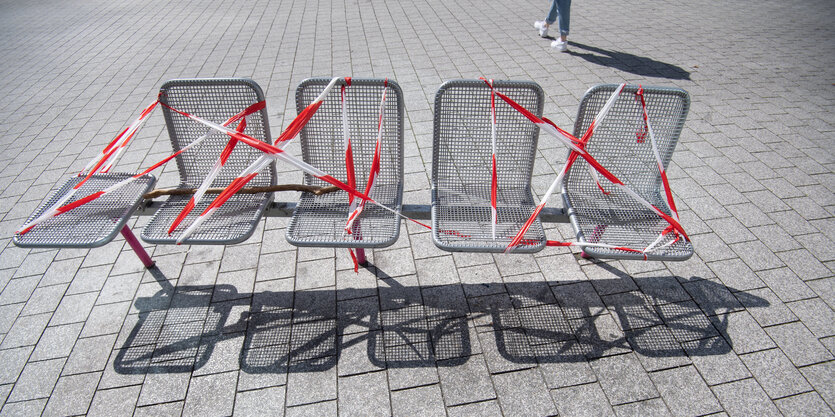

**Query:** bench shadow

left=566, top=41, right=692, bottom=81
left=114, top=264, right=766, bottom=374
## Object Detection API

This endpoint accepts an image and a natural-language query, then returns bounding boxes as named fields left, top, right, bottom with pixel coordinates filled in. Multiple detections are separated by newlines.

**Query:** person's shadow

left=566, top=41, right=691, bottom=81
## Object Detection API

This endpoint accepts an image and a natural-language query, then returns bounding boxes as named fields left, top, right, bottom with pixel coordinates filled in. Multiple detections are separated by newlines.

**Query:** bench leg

left=121, top=226, right=155, bottom=268
left=355, top=248, right=368, bottom=266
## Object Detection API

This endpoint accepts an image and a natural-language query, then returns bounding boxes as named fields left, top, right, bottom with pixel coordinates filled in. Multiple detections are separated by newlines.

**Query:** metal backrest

left=565, top=84, right=689, bottom=210
left=432, top=80, right=543, bottom=202
left=159, top=78, right=275, bottom=188
left=295, top=78, right=404, bottom=189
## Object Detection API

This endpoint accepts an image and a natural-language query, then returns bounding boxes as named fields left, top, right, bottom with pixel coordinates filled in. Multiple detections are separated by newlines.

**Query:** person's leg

left=535, top=0, right=559, bottom=37
left=545, top=0, right=559, bottom=25
left=556, top=0, right=571, bottom=41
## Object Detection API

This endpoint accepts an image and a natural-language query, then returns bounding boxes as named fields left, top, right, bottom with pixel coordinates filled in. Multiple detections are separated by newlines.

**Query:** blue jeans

left=545, top=0, right=571, bottom=37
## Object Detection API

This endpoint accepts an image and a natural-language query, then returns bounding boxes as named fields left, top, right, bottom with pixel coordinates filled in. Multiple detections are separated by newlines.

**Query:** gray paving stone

left=284, top=400, right=337, bottom=417
left=7, top=357, right=65, bottom=402
left=0, top=384, right=11, bottom=408
left=682, top=278, right=743, bottom=317
left=447, top=400, right=502, bottom=417
left=626, top=326, right=691, bottom=371
left=337, top=371, right=391, bottom=417
left=48, top=291, right=97, bottom=326
left=336, top=331, right=386, bottom=377
left=12, top=251, right=55, bottom=278
left=807, top=278, right=835, bottom=311
left=192, top=332, right=244, bottom=376
left=295, top=258, right=335, bottom=290
left=234, top=386, right=285, bottom=417
left=391, top=384, right=446, bottom=417
left=757, top=267, right=817, bottom=302
left=133, top=401, right=184, bottom=417
left=590, top=353, right=659, bottom=406
left=492, top=368, right=556, bottom=416
left=42, top=371, right=101, bottom=417
left=683, top=337, right=751, bottom=386
left=386, top=363, right=439, bottom=391
left=0, top=303, right=23, bottom=334
left=372, top=248, right=416, bottom=277
left=774, top=391, right=834, bottom=417
left=182, top=371, right=237, bottom=417
left=730, top=240, right=785, bottom=271
left=63, top=334, right=116, bottom=375
left=552, top=382, right=616, bottom=417
left=0, top=312, right=50, bottom=349
left=0, top=398, right=47, bottom=417
left=87, top=385, right=142, bottom=417
left=708, top=259, right=764, bottom=291
left=415, top=255, right=459, bottom=287
left=20, top=283, right=67, bottom=316
left=799, top=361, right=835, bottom=410
left=778, top=249, right=832, bottom=281
left=0, top=276, right=40, bottom=306
left=137, top=372, right=190, bottom=406
left=0, top=345, right=32, bottom=384
left=650, top=365, right=722, bottom=417
left=552, top=281, right=607, bottom=319
left=285, top=363, right=337, bottom=406
left=80, top=301, right=130, bottom=338
left=256, top=250, right=297, bottom=282
left=711, top=378, right=781, bottom=417
left=66, top=265, right=111, bottom=295
left=710, top=310, right=776, bottom=354
left=612, top=398, right=672, bottom=417
left=765, top=322, right=833, bottom=367
left=787, top=297, right=835, bottom=338
left=438, top=354, right=496, bottom=405
left=737, top=287, right=798, bottom=327
left=740, top=348, right=812, bottom=399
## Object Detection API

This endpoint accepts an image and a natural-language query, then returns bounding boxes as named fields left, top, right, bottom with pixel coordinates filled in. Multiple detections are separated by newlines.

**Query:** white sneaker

left=533, top=21, right=549, bottom=38
left=551, top=38, right=568, bottom=52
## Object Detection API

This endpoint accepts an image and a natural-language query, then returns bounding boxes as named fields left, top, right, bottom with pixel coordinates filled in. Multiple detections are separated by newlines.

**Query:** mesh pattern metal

left=561, top=84, right=693, bottom=260
left=431, top=79, right=546, bottom=253
left=286, top=78, right=404, bottom=248
left=13, top=173, right=156, bottom=248
left=142, top=194, right=271, bottom=244
left=142, top=78, right=275, bottom=245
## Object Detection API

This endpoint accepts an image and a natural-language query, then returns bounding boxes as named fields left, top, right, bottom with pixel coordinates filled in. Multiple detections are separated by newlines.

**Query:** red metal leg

left=355, top=248, right=367, bottom=266
left=120, top=226, right=155, bottom=268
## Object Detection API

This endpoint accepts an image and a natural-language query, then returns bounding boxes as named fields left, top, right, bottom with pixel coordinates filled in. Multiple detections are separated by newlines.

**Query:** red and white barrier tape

left=17, top=100, right=267, bottom=236
left=345, top=78, right=387, bottom=234
left=485, top=82, right=689, bottom=255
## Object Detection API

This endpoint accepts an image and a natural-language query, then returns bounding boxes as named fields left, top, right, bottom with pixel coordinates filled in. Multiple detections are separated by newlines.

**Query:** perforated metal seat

left=431, top=79, right=546, bottom=253
left=141, top=78, right=275, bottom=245
left=286, top=78, right=404, bottom=248
left=13, top=173, right=156, bottom=248
left=561, top=84, right=693, bottom=261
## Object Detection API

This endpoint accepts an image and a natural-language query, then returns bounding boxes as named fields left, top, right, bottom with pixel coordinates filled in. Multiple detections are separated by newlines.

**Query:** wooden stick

left=143, top=184, right=340, bottom=199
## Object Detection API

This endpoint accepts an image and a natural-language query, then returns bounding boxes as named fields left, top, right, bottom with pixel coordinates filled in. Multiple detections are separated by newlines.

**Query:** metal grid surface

left=13, top=173, right=156, bottom=248
left=431, top=79, right=546, bottom=253
left=142, top=78, right=275, bottom=245
left=561, top=84, right=693, bottom=260
left=286, top=78, right=404, bottom=248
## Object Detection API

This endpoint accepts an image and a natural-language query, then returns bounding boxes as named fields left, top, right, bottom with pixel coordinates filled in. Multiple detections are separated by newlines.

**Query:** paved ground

left=0, top=0, right=833, bottom=415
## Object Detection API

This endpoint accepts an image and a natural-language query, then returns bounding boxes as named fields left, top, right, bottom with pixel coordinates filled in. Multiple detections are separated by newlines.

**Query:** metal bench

left=562, top=84, right=693, bottom=261
left=12, top=173, right=156, bottom=266
left=141, top=78, right=276, bottom=245
left=431, top=79, right=546, bottom=253
left=286, top=78, right=404, bottom=254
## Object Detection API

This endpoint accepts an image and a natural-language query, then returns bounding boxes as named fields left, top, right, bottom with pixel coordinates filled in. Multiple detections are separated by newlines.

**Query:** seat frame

left=561, top=84, right=692, bottom=261
left=431, top=79, right=546, bottom=253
